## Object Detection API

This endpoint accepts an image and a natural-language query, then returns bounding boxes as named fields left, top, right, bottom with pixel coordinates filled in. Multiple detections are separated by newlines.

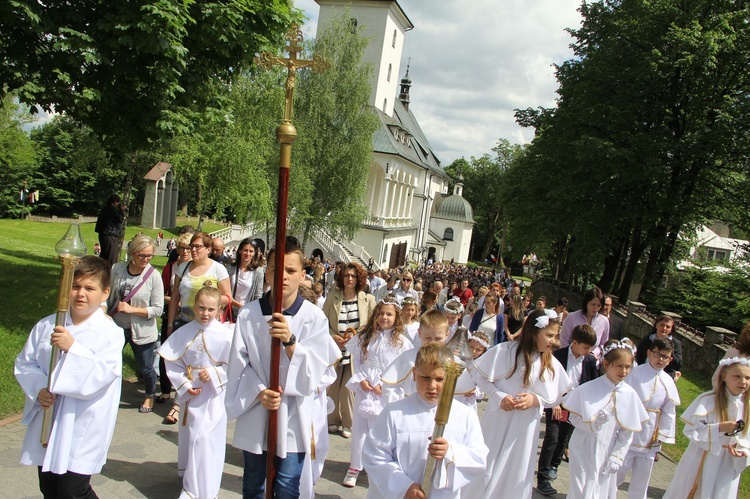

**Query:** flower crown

left=602, top=340, right=637, bottom=357
left=445, top=297, right=464, bottom=314
left=719, top=356, right=750, bottom=368
left=401, top=296, right=419, bottom=306
left=468, top=331, right=490, bottom=349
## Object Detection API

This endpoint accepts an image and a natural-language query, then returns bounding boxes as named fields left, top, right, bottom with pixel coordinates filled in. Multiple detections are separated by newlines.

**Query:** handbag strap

left=109, top=265, right=155, bottom=316
left=221, top=294, right=234, bottom=323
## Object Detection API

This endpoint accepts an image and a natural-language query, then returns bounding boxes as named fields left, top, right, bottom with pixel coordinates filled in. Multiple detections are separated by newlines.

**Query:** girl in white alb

left=343, top=295, right=413, bottom=488
left=664, top=356, right=750, bottom=499
left=158, top=284, right=232, bottom=499
left=467, top=309, right=571, bottom=498
left=444, top=297, right=464, bottom=342
left=400, top=296, right=420, bottom=343
left=563, top=339, right=649, bottom=499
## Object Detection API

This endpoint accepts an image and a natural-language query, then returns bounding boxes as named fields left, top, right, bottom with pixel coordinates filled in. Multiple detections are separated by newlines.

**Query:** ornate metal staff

left=41, top=223, right=87, bottom=447
left=253, top=24, right=330, bottom=497
left=421, top=326, right=473, bottom=497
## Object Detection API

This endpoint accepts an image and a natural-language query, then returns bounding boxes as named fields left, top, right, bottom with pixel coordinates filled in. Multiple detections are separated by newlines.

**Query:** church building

left=316, top=0, right=474, bottom=266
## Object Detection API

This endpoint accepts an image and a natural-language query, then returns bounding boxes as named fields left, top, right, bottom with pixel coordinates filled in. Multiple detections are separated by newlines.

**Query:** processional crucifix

left=253, top=23, right=330, bottom=498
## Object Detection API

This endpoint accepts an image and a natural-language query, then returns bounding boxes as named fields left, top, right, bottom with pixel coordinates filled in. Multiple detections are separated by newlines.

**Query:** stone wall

left=530, top=279, right=733, bottom=374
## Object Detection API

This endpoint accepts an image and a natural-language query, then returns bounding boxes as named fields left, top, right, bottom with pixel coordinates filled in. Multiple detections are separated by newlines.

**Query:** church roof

left=432, top=192, right=475, bottom=224
left=372, top=100, right=446, bottom=178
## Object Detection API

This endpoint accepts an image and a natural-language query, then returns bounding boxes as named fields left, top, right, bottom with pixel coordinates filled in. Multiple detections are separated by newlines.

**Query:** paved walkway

left=0, top=379, right=675, bottom=498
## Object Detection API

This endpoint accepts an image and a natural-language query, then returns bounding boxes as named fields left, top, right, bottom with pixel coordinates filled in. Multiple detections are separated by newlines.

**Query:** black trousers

left=537, top=409, right=574, bottom=482
left=38, top=468, right=98, bottom=499
left=98, top=233, right=120, bottom=268
left=158, top=315, right=172, bottom=396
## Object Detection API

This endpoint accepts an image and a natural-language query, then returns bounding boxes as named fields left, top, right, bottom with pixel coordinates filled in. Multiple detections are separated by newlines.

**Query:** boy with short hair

left=363, top=342, right=488, bottom=498
left=225, top=243, right=339, bottom=498
left=15, top=256, right=124, bottom=498
left=382, top=310, right=476, bottom=408
left=616, top=337, right=680, bottom=499
left=536, top=324, right=599, bottom=496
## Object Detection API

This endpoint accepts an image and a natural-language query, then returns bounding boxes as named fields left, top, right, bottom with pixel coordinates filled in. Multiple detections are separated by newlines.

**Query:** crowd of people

left=13, top=225, right=750, bottom=499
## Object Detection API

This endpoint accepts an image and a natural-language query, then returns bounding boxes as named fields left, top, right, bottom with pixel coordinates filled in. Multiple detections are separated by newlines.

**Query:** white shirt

left=566, top=346, right=585, bottom=389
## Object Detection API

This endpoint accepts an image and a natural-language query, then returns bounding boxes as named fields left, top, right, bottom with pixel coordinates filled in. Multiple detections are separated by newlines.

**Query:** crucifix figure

left=252, top=23, right=330, bottom=499
left=255, top=23, right=331, bottom=124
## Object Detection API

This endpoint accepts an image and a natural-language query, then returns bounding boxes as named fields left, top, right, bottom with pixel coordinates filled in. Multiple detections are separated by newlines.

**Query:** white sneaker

left=341, top=427, right=352, bottom=438
left=342, top=468, right=359, bottom=487
left=328, top=424, right=340, bottom=433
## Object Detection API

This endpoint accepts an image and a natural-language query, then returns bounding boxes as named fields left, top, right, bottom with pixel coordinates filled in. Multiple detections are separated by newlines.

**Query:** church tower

left=315, top=0, right=413, bottom=117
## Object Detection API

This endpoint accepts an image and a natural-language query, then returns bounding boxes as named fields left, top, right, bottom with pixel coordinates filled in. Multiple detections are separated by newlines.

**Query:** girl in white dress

left=343, top=294, right=413, bottom=488
left=401, top=296, right=420, bottom=343
left=563, top=338, right=649, bottom=499
left=158, top=284, right=232, bottom=499
left=444, top=297, right=464, bottom=341
left=664, top=356, right=750, bottom=498
left=467, top=309, right=572, bottom=498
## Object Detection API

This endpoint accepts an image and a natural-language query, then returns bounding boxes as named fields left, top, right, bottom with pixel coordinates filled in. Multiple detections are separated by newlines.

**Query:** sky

left=294, top=0, right=583, bottom=166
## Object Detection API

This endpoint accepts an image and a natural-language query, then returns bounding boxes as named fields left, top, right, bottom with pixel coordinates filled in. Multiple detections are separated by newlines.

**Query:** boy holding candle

left=363, top=342, right=488, bottom=498
left=15, top=256, right=124, bottom=498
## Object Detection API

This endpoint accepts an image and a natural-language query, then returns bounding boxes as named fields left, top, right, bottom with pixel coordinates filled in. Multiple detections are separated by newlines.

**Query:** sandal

left=164, top=405, right=179, bottom=425
left=155, top=394, right=171, bottom=404
left=139, top=406, right=153, bottom=413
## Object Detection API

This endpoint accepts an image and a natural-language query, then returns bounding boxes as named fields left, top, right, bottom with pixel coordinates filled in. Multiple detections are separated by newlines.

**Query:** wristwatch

left=282, top=334, right=297, bottom=347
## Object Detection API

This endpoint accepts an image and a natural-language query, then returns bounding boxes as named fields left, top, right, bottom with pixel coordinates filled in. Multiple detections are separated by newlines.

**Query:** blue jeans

left=124, top=329, right=157, bottom=398
left=242, top=451, right=305, bottom=499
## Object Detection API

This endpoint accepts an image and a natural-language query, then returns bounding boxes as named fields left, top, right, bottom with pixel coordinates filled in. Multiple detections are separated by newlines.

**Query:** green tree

left=0, top=95, right=37, bottom=218
left=292, top=11, right=380, bottom=245
left=446, top=139, right=525, bottom=262
left=513, top=0, right=750, bottom=300
left=29, top=116, right=124, bottom=216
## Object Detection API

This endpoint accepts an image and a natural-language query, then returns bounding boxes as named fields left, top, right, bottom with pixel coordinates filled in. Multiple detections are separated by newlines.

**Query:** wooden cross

left=254, top=23, right=331, bottom=123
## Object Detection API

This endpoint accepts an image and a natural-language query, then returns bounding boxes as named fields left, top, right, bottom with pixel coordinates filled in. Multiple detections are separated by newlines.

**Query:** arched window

left=392, top=29, right=397, bottom=48
left=383, top=98, right=387, bottom=111
left=443, top=228, right=454, bottom=241
left=387, top=63, right=392, bottom=82
left=383, top=244, right=388, bottom=262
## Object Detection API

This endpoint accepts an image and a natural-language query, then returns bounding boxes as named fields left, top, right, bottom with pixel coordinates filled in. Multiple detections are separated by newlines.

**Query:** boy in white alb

left=225, top=243, right=338, bottom=497
left=617, top=337, right=680, bottom=499
left=15, top=256, right=124, bottom=498
left=363, top=342, right=489, bottom=498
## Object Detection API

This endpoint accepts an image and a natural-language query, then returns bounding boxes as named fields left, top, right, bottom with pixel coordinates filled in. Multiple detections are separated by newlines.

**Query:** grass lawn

left=0, top=217, right=225, bottom=418
left=664, top=369, right=750, bottom=496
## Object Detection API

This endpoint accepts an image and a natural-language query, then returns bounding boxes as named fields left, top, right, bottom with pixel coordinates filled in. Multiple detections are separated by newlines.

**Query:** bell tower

left=316, top=0, right=413, bottom=117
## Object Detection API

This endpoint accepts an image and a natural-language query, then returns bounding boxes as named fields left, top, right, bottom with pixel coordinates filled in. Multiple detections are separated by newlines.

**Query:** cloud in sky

left=294, top=0, right=582, bottom=166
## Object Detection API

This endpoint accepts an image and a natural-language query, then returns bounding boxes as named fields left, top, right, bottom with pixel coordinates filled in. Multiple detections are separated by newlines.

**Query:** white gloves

left=594, top=409, right=610, bottom=431
left=603, top=458, right=621, bottom=474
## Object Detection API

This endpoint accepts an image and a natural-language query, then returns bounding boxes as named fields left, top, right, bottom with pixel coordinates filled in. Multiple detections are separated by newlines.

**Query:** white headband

left=534, top=315, right=551, bottom=328
left=378, top=298, right=402, bottom=310
left=602, top=340, right=637, bottom=357
left=445, top=297, right=464, bottom=314
left=719, top=356, right=750, bottom=368
left=468, top=332, right=490, bottom=349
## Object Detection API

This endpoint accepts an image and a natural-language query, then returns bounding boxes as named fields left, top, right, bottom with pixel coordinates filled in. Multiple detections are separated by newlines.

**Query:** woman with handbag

left=107, top=234, right=164, bottom=413
left=165, top=232, right=231, bottom=423
left=156, top=233, right=193, bottom=405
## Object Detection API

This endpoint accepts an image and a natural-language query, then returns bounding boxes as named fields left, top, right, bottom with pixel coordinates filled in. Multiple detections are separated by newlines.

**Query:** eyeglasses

left=177, top=246, right=191, bottom=251
left=650, top=351, right=671, bottom=361
left=135, top=253, right=155, bottom=259
left=402, top=279, right=412, bottom=283
left=190, top=244, right=205, bottom=250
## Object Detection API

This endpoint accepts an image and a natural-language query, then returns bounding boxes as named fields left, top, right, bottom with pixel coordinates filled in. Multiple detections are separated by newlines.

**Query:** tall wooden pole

left=254, top=24, right=330, bottom=498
